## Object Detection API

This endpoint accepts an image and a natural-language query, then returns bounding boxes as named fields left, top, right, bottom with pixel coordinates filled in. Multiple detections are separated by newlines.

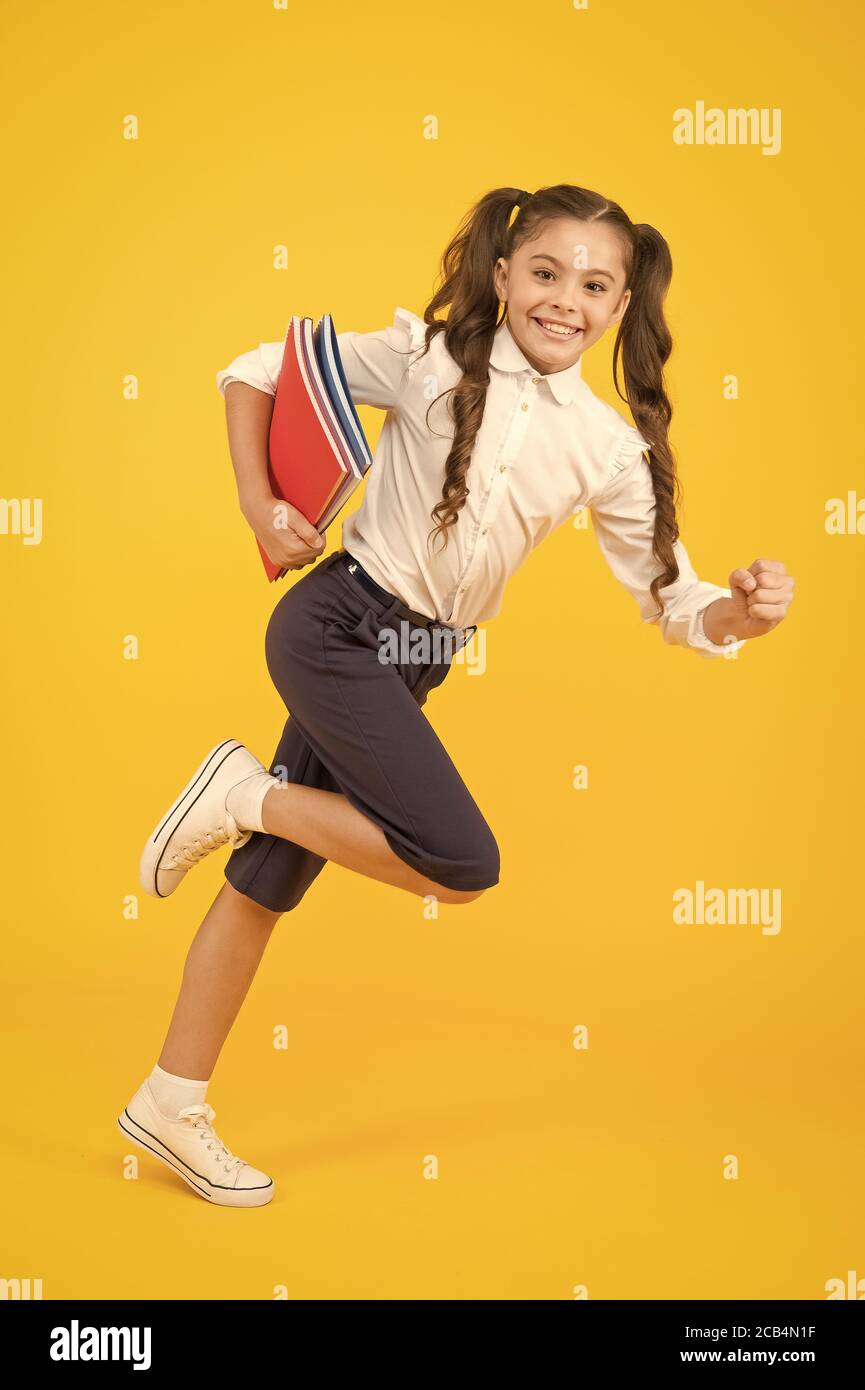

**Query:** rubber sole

left=117, top=1108, right=274, bottom=1209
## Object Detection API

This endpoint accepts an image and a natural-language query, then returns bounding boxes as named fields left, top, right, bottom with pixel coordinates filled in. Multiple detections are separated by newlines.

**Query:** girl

left=118, top=184, right=794, bottom=1207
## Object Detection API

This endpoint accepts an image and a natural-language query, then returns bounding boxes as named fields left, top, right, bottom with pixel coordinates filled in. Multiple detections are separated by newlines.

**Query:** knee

left=222, top=879, right=284, bottom=923
left=429, top=832, right=500, bottom=905
left=436, top=884, right=493, bottom=905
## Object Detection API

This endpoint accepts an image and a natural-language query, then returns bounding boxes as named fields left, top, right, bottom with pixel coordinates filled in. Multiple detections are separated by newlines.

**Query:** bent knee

left=431, top=831, right=500, bottom=904
left=435, top=885, right=487, bottom=905
left=432, top=884, right=491, bottom=905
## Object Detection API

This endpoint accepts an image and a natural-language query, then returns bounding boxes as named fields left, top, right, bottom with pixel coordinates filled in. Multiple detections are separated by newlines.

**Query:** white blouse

left=216, top=307, right=745, bottom=658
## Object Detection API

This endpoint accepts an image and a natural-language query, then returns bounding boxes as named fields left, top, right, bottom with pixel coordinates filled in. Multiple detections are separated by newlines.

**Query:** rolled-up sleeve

left=215, top=339, right=284, bottom=398
left=589, top=430, right=746, bottom=660
left=215, top=305, right=427, bottom=408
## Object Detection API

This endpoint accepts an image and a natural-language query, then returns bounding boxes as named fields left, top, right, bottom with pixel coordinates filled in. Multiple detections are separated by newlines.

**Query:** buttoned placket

left=445, top=372, right=543, bottom=625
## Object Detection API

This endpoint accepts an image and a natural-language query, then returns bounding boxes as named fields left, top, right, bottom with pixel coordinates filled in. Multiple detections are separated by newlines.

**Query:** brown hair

left=408, top=183, right=681, bottom=618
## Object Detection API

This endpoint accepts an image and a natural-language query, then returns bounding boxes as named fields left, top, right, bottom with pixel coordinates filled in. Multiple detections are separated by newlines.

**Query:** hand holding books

left=242, top=491, right=325, bottom=572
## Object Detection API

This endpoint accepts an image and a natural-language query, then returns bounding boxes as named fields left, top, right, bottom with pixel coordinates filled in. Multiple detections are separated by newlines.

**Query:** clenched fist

left=728, top=558, right=795, bottom=639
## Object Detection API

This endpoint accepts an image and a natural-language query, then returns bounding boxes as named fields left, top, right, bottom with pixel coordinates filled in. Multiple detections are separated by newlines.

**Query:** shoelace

left=166, top=812, right=247, bottom=869
left=177, top=1102, right=244, bottom=1174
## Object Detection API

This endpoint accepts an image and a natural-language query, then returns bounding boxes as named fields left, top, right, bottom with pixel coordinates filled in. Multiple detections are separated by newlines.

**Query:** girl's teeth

left=537, top=319, right=579, bottom=336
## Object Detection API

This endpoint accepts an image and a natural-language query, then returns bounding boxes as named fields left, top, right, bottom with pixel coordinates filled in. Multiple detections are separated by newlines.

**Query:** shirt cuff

left=690, top=602, right=747, bottom=658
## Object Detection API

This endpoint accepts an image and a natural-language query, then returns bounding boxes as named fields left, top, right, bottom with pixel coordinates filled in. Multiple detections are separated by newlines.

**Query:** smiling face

left=492, top=216, right=632, bottom=375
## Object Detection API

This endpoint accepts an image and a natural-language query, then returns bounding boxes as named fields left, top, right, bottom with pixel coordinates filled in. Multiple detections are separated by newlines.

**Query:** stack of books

left=256, top=315, right=373, bottom=581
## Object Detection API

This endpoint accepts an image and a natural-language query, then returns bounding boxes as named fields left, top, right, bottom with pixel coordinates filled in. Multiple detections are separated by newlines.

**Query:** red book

left=257, top=315, right=371, bottom=581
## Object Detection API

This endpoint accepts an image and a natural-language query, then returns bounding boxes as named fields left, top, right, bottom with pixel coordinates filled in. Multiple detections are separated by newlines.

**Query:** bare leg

left=157, top=880, right=281, bottom=1079
left=155, top=793, right=486, bottom=1080
left=259, top=784, right=486, bottom=905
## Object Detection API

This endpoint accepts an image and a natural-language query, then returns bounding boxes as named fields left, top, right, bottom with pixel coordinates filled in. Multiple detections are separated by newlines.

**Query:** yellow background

left=2, top=0, right=862, bottom=1299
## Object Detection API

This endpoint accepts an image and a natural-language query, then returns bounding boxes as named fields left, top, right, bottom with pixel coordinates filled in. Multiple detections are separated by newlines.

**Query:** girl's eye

left=533, top=270, right=605, bottom=293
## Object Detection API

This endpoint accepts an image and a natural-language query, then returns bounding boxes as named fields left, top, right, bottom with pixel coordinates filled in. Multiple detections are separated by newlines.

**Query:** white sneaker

left=118, top=1079, right=274, bottom=1208
left=139, top=739, right=268, bottom=899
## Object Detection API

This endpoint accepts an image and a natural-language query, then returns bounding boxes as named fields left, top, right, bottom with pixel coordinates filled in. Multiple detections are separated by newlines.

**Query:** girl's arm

left=223, top=379, right=276, bottom=516
left=223, top=380, right=325, bottom=571
left=589, top=444, right=794, bottom=655
left=588, top=445, right=744, bottom=658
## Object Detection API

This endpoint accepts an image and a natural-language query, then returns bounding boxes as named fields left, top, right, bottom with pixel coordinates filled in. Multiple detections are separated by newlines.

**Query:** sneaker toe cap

left=232, top=1162, right=274, bottom=1194
left=139, top=839, right=187, bottom=897
left=149, top=866, right=188, bottom=897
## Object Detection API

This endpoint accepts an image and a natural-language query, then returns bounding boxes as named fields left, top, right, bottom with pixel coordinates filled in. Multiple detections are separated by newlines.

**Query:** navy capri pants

left=224, top=548, right=500, bottom=912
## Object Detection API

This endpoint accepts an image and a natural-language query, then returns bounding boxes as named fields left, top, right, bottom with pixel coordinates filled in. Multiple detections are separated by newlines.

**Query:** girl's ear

left=609, top=287, right=631, bottom=324
left=493, top=256, right=507, bottom=301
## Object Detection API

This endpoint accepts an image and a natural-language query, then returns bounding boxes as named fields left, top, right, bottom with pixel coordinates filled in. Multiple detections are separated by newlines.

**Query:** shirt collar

left=489, top=316, right=584, bottom=405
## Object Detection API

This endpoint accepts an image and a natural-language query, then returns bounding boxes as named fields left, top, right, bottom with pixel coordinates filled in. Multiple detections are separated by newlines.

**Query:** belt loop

left=382, top=596, right=406, bottom=627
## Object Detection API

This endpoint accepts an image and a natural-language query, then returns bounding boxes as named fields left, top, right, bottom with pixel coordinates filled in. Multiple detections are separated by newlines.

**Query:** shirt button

left=498, top=463, right=507, bottom=472
left=521, top=402, right=529, bottom=411
left=482, top=527, right=488, bottom=535
left=532, top=376, right=541, bottom=385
